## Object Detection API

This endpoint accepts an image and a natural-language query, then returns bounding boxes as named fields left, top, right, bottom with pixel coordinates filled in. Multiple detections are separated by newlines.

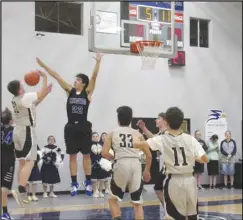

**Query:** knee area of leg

left=70, top=154, right=77, bottom=161
left=1, top=187, right=9, bottom=193
left=133, top=203, right=142, bottom=208
left=83, top=154, right=90, bottom=159
left=26, top=160, right=35, bottom=166
left=19, top=160, right=25, bottom=166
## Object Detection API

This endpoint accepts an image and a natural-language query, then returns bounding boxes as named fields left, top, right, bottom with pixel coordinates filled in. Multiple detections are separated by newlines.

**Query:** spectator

left=26, top=145, right=42, bottom=202
left=99, top=132, right=111, bottom=194
left=91, top=132, right=107, bottom=198
left=193, top=130, right=208, bottom=190
left=206, top=134, right=220, bottom=189
left=40, top=135, right=64, bottom=198
left=220, top=131, right=237, bottom=190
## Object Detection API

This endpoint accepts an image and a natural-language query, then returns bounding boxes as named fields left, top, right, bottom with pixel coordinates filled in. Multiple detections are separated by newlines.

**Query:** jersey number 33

left=119, top=134, right=133, bottom=148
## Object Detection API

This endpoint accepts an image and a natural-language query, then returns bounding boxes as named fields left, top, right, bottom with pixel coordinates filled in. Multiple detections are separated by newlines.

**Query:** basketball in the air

left=24, top=71, right=40, bottom=86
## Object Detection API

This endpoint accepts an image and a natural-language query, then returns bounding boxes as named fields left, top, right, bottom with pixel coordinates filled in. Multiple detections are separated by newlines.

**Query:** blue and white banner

left=205, top=110, right=227, bottom=144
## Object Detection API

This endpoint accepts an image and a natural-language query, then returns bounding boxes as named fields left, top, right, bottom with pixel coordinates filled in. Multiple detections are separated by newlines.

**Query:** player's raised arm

left=22, top=70, right=50, bottom=106
left=36, top=57, right=72, bottom=94
left=101, top=133, right=114, bottom=160
left=136, top=120, right=154, bottom=138
left=35, top=82, right=53, bottom=106
left=133, top=135, right=163, bottom=152
left=85, top=53, right=103, bottom=95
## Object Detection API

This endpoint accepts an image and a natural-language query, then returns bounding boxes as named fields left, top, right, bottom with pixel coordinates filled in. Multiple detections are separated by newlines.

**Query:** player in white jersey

left=137, top=112, right=168, bottom=207
left=133, top=107, right=208, bottom=220
left=7, top=71, right=52, bottom=207
left=102, top=106, right=152, bottom=220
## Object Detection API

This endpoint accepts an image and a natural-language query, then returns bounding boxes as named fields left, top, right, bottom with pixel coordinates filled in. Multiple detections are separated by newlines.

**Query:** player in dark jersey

left=36, top=53, right=103, bottom=196
left=1, top=108, right=15, bottom=220
left=136, top=112, right=167, bottom=209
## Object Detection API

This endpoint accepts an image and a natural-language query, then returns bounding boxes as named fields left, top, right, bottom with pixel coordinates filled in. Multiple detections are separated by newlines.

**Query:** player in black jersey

left=136, top=112, right=167, bottom=209
left=1, top=108, right=15, bottom=220
left=36, top=53, right=103, bottom=196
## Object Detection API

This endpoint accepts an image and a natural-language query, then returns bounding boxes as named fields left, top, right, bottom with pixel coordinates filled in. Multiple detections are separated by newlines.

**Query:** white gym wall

left=2, top=2, right=242, bottom=191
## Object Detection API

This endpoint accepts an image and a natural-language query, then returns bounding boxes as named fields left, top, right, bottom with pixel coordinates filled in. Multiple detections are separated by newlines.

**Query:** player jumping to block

left=133, top=107, right=208, bottom=220
left=36, top=53, right=103, bottom=196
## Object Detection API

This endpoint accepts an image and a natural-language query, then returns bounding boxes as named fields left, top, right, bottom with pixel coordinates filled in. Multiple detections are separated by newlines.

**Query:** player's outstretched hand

left=37, top=70, right=47, bottom=78
left=143, top=169, right=151, bottom=183
left=136, top=120, right=145, bottom=129
left=36, top=57, right=46, bottom=67
left=47, top=83, right=53, bottom=93
left=94, top=53, right=104, bottom=62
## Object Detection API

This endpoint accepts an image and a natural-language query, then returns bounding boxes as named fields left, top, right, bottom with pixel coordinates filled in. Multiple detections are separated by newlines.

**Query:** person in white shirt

left=133, top=107, right=208, bottom=220
left=7, top=71, right=52, bottom=208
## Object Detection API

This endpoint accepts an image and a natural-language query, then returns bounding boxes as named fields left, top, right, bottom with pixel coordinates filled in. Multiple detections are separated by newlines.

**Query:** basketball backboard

left=89, top=2, right=184, bottom=58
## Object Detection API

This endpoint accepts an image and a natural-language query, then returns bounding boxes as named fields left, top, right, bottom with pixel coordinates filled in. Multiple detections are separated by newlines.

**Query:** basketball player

left=36, top=53, right=103, bottom=196
left=102, top=106, right=152, bottom=220
left=1, top=108, right=15, bottom=220
left=7, top=70, right=51, bottom=207
left=137, top=113, right=167, bottom=206
left=133, top=107, right=208, bottom=220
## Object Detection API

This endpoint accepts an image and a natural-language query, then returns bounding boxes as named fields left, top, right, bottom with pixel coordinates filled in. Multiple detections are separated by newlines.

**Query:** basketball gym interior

left=1, top=2, right=242, bottom=220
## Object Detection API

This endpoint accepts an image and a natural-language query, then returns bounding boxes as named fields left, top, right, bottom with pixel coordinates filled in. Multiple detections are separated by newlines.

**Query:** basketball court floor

left=9, top=185, right=242, bottom=220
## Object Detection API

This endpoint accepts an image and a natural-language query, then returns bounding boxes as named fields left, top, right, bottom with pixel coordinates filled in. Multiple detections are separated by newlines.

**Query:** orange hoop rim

left=130, top=41, right=163, bottom=54
left=135, top=40, right=163, bottom=47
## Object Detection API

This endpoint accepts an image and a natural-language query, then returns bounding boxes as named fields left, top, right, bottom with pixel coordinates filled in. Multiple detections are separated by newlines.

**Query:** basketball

left=24, top=71, right=40, bottom=86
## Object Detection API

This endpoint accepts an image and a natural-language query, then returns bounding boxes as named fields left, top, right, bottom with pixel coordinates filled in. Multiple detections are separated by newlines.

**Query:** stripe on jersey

left=28, top=108, right=34, bottom=126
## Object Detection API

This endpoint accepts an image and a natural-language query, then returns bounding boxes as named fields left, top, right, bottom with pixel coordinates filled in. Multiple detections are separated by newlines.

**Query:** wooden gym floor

left=8, top=186, right=242, bottom=220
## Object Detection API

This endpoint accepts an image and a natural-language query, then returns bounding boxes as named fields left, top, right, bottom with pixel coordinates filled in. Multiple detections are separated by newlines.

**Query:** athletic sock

left=18, top=185, right=26, bottom=193
left=71, top=175, right=77, bottom=184
left=2, top=206, right=8, bottom=214
left=85, top=175, right=91, bottom=181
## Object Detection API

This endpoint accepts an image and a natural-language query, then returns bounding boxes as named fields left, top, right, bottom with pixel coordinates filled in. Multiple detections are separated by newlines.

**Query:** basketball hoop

left=130, top=41, right=163, bottom=70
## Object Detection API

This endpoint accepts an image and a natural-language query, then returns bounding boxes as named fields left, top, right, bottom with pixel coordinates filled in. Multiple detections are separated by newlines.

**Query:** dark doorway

left=131, top=117, right=160, bottom=185
left=131, top=117, right=191, bottom=184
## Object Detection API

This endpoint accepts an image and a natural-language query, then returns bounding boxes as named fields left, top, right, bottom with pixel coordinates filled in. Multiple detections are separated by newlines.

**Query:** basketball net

left=135, top=41, right=163, bottom=70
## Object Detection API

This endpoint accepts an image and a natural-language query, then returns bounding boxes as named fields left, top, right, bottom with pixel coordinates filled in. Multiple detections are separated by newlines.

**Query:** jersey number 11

left=172, top=147, right=188, bottom=166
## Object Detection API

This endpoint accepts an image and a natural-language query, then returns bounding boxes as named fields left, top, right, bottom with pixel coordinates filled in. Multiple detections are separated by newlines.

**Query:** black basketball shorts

left=1, top=159, right=15, bottom=190
left=64, top=121, right=92, bottom=155
left=154, top=168, right=166, bottom=191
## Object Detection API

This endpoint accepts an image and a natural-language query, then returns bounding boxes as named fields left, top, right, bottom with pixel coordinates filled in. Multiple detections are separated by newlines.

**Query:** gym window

left=35, top=2, right=83, bottom=35
left=190, top=18, right=209, bottom=48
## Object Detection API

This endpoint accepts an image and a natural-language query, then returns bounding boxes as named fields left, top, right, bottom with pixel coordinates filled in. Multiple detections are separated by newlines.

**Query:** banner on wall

left=205, top=110, right=227, bottom=144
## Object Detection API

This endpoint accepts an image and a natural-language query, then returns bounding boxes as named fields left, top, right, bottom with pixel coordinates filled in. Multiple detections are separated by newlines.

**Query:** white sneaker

left=43, top=193, right=48, bottom=198
left=27, top=196, right=32, bottom=201
left=49, top=192, right=57, bottom=198
left=32, top=195, right=39, bottom=201
left=93, top=191, right=100, bottom=198
left=163, top=214, right=174, bottom=220
left=105, top=189, right=110, bottom=194
left=99, top=191, right=104, bottom=198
